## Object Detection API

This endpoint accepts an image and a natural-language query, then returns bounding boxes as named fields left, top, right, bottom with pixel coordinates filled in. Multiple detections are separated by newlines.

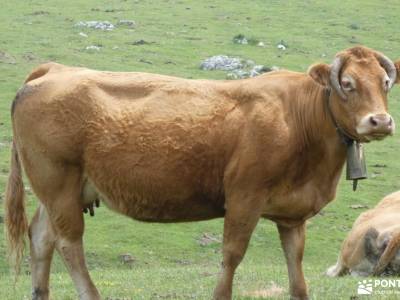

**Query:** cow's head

left=309, top=46, right=400, bottom=142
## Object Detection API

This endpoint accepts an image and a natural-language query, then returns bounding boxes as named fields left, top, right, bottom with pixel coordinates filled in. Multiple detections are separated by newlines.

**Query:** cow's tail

left=373, top=230, right=400, bottom=275
left=4, top=140, right=28, bottom=277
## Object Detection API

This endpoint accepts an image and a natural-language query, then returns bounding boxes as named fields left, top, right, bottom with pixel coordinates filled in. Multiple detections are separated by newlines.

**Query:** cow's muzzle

left=356, top=113, right=395, bottom=141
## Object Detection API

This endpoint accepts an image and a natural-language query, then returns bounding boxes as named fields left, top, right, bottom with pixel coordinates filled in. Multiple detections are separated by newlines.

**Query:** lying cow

left=327, top=191, right=400, bottom=277
left=5, top=46, right=400, bottom=300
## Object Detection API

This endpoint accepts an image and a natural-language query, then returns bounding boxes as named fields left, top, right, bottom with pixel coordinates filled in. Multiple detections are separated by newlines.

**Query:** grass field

left=1, top=0, right=400, bottom=299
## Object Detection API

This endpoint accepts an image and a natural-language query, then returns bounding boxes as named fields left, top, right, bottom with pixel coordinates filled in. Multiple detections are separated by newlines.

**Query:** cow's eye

left=341, top=78, right=354, bottom=92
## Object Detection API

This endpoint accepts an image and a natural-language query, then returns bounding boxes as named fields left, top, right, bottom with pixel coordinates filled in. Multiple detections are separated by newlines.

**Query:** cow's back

left=13, top=63, right=248, bottom=221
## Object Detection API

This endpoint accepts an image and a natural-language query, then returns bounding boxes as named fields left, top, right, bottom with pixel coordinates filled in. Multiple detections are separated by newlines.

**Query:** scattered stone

left=75, top=21, right=114, bottom=31
left=85, top=45, right=101, bottom=51
left=79, top=32, right=88, bottom=38
left=350, top=204, right=369, bottom=209
left=119, top=253, right=135, bottom=265
left=372, top=164, right=387, bottom=168
left=201, top=55, right=275, bottom=79
left=164, top=60, right=176, bottom=65
left=117, top=20, right=136, bottom=27
left=271, top=65, right=280, bottom=71
left=227, top=65, right=272, bottom=80
left=200, top=55, right=243, bottom=71
left=277, top=39, right=288, bottom=50
left=130, top=39, right=151, bottom=46
left=350, top=23, right=360, bottom=30
left=233, top=34, right=262, bottom=46
left=22, top=52, right=37, bottom=61
left=112, top=46, right=119, bottom=50
left=104, top=8, right=124, bottom=13
left=30, top=10, right=50, bottom=16
left=0, top=51, right=16, bottom=64
left=349, top=36, right=358, bottom=44
left=139, top=58, right=152, bottom=64
left=198, top=232, right=221, bottom=246
left=277, top=44, right=286, bottom=50
left=233, top=34, right=248, bottom=45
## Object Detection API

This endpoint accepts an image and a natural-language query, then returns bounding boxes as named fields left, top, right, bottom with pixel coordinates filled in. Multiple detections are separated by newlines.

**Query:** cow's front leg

left=278, top=223, right=308, bottom=300
left=213, top=190, right=262, bottom=300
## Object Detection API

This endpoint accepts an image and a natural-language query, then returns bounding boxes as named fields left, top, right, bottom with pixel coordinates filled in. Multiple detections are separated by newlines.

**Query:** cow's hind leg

left=278, top=223, right=308, bottom=300
left=48, top=170, right=100, bottom=300
left=29, top=205, right=55, bottom=300
left=23, top=155, right=100, bottom=300
left=213, top=190, right=262, bottom=300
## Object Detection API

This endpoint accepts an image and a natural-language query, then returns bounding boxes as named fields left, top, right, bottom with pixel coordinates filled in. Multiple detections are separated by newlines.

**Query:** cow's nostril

left=388, top=118, right=393, bottom=126
left=369, top=116, right=378, bottom=126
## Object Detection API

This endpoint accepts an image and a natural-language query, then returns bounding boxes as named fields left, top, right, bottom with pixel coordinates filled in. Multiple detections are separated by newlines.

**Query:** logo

left=358, top=279, right=373, bottom=295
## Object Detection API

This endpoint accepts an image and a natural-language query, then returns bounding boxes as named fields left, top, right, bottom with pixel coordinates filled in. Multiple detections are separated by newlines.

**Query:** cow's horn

left=329, top=56, right=347, bottom=99
left=375, top=53, right=397, bottom=89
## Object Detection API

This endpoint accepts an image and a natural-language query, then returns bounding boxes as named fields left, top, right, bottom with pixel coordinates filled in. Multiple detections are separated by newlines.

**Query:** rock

left=0, top=51, right=16, bottom=64
left=79, top=32, right=88, bottom=38
left=350, top=23, right=360, bottom=30
left=257, top=41, right=265, bottom=47
left=22, top=53, right=37, bottom=61
left=277, top=44, right=286, bottom=50
left=130, top=39, right=151, bottom=45
left=372, top=164, right=387, bottom=168
left=85, top=45, right=101, bottom=51
left=233, top=34, right=248, bottom=45
left=30, top=10, right=50, bottom=16
left=226, top=70, right=248, bottom=80
left=227, top=65, right=272, bottom=79
left=277, top=39, right=288, bottom=50
left=271, top=65, right=280, bottom=71
left=201, top=55, right=274, bottom=79
left=200, top=55, right=243, bottom=71
left=139, top=58, right=152, bottom=64
left=119, top=253, right=135, bottom=265
left=75, top=21, right=114, bottom=31
left=118, top=20, right=136, bottom=27
left=350, top=204, right=369, bottom=209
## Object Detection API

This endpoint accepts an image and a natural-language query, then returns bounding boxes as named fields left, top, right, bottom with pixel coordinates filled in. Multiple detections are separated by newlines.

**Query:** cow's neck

left=285, top=79, right=348, bottom=185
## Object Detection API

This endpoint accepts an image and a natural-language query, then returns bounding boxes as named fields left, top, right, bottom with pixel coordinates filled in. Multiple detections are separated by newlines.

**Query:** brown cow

left=327, top=191, right=400, bottom=277
left=5, top=46, right=400, bottom=300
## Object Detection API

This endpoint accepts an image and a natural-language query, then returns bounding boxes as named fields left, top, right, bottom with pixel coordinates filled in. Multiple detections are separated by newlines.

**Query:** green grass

left=1, top=0, right=400, bottom=299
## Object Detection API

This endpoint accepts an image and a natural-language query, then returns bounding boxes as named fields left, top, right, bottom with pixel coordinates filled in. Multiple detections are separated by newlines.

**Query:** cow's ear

left=395, top=60, right=400, bottom=84
left=308, top=63, right=330, bottom=87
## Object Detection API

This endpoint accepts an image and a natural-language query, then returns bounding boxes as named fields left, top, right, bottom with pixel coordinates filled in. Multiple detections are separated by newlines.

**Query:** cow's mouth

left=362, top=132, right=392, bottom=142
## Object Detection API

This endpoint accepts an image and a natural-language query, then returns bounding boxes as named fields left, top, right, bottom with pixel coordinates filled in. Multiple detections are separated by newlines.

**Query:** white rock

left=200, top=55, right=243, bottom=71
left=79, top=32, right=88, bottom=38
left=75, top=21, right=114, bottom=31
left=85, top=45, right=101, bottom=51
left=277, top=44, right=286, bottom=50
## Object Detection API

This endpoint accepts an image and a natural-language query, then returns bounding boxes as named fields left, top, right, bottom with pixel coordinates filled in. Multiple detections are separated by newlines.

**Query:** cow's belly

left=82, top=176, right=225, bottom=222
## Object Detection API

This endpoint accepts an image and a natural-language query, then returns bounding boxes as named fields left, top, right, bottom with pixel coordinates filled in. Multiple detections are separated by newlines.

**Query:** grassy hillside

left=1, top=0, right=400, bottom=299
